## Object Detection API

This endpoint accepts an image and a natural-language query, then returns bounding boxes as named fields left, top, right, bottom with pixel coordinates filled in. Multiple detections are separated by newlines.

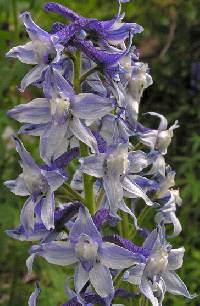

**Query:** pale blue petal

left=20, top=196, right=35, bottom=231
left=128, top=150, right=149, bottom=173
left=69, top=117, right=98, bottom=152
left=139, top=276, right=159, bottom=306
left=74, top=263, right=89, bottom=293
left=19, top=123, right=47, bottom=136
left=89, top=263, right=114, bottom=298
left=20, top=11, right=50, bottom=41
left=121, top=176, right=153, bottom=206
left=69, top=206, right=102, bottom=244
left=71, top=93, right=113, bottom=120
left=103, top=175, right=123, bottom=214
left=19, top=64, right=47, bottom=92
left=41, top=189, right=55, bottom=230
left=6, top=42, right=37, bottom=64
left=124, top=263, right=145, bottom=285
left=40, top=120, right=69, bottom=165
left=7, top=98, right=50, bottom=124
left=167, top=247, right=185, bottom=271
left=143, top=228, right=159, bottom=251
left=80, top=154, right=106, bottom=178
left=41, top=169, right=66, bottom=191
left=31, top=241, right=77, bottom=266
left=4, top=175, right=29, bottom=196
left=100, top=242, right=143, bottom=269
left=14, top=136, right=40, bottom=171
left=163, top=271, right=194, bottom=298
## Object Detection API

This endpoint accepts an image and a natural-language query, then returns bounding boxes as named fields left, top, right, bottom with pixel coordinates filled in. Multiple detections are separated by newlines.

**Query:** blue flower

left=6, top=12, right=64, bottom=91
left=4, top=137, right=66, bottom=230
left=124, top=226, right=194, bottom=306
left=44, top=1, right=143, bottom=46
left=8, top=68, right=114, bottom=164
left=28, top=206, right=145, bottom=298
left=80, top=143, right=155, bottom=221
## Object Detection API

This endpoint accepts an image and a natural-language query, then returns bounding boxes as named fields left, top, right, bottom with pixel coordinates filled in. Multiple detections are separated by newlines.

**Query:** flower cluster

left=5, top=1, right=195, bottom=305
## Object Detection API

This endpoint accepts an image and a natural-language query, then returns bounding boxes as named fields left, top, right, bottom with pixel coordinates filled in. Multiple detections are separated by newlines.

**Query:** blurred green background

left=0, top=0, right=200, bottom=305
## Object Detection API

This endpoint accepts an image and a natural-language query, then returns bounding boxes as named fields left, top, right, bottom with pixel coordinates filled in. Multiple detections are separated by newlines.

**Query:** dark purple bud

left=103, top=235, right=150, bottom=258
left=44, top=2, right=82, bottom=21
left=51, top=22, right=65, bottom=34
left=92, top=208, right=110, bottom=230
left=72, top=38, right=125, bottom=66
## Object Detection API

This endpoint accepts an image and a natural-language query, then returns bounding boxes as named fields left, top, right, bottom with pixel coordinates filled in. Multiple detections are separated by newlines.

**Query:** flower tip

left=44, top=2, right=55, bottom=12
left=19, top=11, right=31, bottom=20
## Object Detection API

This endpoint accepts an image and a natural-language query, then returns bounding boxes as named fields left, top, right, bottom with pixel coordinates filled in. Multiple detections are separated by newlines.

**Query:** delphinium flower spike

left=5, top=0, right=195, bottom=305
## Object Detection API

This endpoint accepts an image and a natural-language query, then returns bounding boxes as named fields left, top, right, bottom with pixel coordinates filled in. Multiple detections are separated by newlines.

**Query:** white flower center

left=147, top=247, right=168, bottom=276
left=51, top=97, right=70, bottom=117
left=75, top=236, right=98, bottom=261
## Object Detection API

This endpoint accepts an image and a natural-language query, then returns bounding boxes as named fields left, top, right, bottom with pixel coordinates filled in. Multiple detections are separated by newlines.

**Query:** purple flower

left=80, top=143, right=154, bottom=221
left=29, top=206, right=145, bottom=297
left=6, top=202, right=81, bottom=242
left=124, top=226, right=194, bottom=305
left=138, top=113, right=179, bottom=155
left=6, top=12, right=63, bottom=91
left=4, top=137, right=66, bottom=230
left=44, top=1, right=143, bottom=46
left=8, top=68, right=114, bottom=164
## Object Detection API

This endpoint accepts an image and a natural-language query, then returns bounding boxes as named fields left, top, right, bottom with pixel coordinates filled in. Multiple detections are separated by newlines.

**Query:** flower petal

left=41, top=190, right=55, bottom=230
left=139, top=276, right=159, bottom=306
left=100, top=241, right=143, bottom=269
left=31, top=241, right=77, bottom=266
left=69, top=117, right=98, bottom=152
left=6, top=42, right=37, bottom=64
left=19, top=64, right=47, bottom=92
left=162, top=271, right=193, bottom=298
left=7, top=98, right=50, bottom=124
left=74, top=263, right=89, bottom=293
left=40, top=120, right=69, bottom=165
left=124, top=263, right=145, bottom=285
left=89, top=263, right=114, bottom=298
left=41, top=169, right=66, bottom=191
left=20, top=196, right=35, bottom=231
left=69, top=206, right=102, bottom=244
left=4, top=174, right=29, bottom=196
left=80, top=154, right=106, bottom=178
left=167, top=247, right=185, bottom=270
left=20, top=11, right=49, bottom=41
left=121, top=176, right=153, bottom=206
left=71, top=93, right=113, bottom=120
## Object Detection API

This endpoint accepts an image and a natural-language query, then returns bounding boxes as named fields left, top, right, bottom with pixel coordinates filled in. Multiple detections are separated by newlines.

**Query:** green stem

left=79, top=65, right=99, bottom=84
left=12, top=0, right=19, bottom=41
left=73, top=51, right=95, bottom=214
left=61, top=183, right=85, bottom=203
left=113, top=268, right=127, bottom=287
left=130, top=206, right=151, bottom=239
left=121, top=211, right=130, bottom=239
left=96, top=188, right=104, bottom=209
left=79, top=141, right=95, bottom=214
left=139, top=295, right=148, bottom=306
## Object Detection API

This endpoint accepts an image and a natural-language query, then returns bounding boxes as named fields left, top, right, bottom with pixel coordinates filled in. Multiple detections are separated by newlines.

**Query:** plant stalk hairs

left=5, top=1, right=196, bottom=305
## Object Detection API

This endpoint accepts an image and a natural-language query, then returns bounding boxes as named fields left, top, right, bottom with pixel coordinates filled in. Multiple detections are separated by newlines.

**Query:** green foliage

left=0, top=0, right=199, bottom=305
